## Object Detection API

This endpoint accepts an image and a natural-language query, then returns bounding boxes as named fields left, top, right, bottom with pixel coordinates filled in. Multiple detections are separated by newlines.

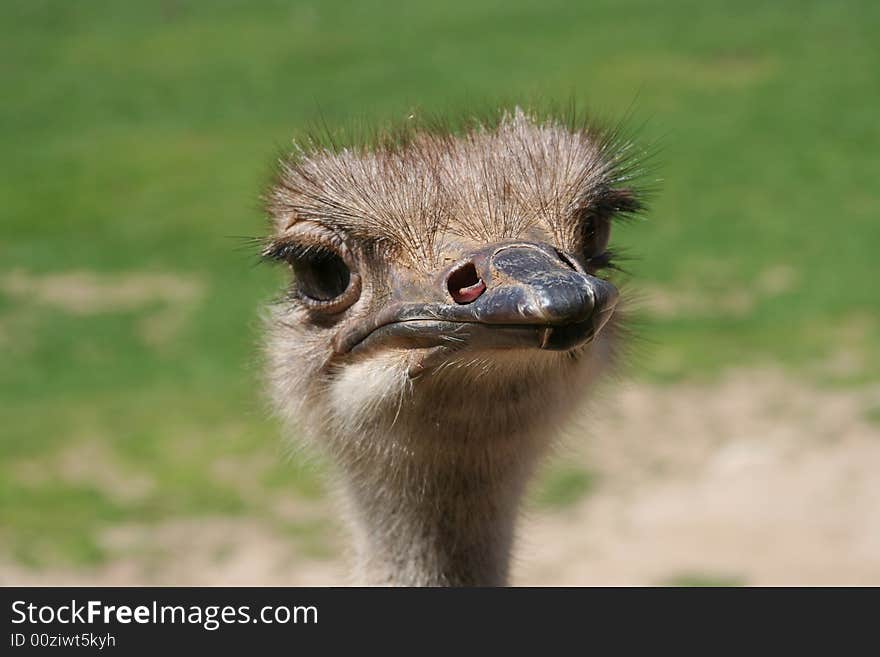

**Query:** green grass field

left=2, top=0, right=878, bottom=570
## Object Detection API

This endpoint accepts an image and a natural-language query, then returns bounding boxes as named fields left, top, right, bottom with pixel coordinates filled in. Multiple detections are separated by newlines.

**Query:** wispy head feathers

left=266, top=106, right=650, bottom=270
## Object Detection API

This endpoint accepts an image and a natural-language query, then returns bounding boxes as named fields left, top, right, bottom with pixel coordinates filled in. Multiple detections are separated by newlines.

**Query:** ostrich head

left=263, top=108, right=643, bottom=585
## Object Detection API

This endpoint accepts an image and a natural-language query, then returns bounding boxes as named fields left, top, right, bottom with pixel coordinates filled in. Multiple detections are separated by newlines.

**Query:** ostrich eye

left=291, top=249, right=351, bottom=302
left=580, top=213, right=612, bottom=270
left=579, top=187, right=639, bottom=272
left=264, top=239, right=361, bottom=313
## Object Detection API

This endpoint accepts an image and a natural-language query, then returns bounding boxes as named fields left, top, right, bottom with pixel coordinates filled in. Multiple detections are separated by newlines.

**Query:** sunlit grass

left=532, top=467, right=598, bottom=509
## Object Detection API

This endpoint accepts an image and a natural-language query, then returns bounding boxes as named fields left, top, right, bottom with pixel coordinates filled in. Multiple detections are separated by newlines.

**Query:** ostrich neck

left=340, top=421, right=540, bottom=587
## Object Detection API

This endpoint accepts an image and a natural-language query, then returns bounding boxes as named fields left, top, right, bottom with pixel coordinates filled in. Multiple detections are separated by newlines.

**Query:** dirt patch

left=2, top=269, right=205, bottom=347
left=639, top=264, right=799, bottom=319
left=2, top=370, right=878, bottom=585
left=2, top=269, right=204, bottom=314
left=13, top=440, right=155, bottom=504
left=603, top=51, right=777, bottom=92
left=516, top=370, right=880, bottom=585
left=0, top=518, right=345, bottom=586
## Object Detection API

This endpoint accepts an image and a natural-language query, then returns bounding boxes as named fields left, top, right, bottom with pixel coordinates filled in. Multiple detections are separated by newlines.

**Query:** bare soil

left=517, top=370, right=880, bottom=585
left=1, top=269, right=205, bottom=347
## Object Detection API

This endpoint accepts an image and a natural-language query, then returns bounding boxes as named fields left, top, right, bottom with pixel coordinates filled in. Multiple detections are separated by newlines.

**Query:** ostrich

left=262, top=108, right=644, bottom=586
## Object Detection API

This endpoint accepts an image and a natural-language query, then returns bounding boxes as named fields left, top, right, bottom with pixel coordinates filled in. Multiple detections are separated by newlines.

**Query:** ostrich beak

left=333, top=241, right=618, bottom=371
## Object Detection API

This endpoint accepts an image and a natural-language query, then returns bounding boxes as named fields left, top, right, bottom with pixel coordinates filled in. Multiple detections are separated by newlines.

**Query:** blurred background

left=2, top=0, right=878, bottom=585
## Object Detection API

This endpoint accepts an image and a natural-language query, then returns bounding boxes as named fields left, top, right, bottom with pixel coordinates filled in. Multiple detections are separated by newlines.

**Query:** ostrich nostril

left=447, top=262, right=486, bottom=304
left=554, top=248, right=579, bottom=271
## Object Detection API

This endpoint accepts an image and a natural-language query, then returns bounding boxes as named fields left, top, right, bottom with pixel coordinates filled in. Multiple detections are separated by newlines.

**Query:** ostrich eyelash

left=261, top=241, right=339, bottom=264
left=586, top=249, right=617, bottom=272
